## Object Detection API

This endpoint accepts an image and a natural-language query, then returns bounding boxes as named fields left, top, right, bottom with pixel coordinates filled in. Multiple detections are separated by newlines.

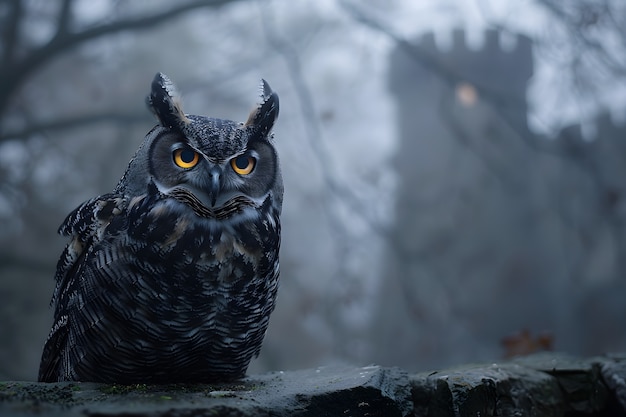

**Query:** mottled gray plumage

left=39, top=73, right=282, bottom=383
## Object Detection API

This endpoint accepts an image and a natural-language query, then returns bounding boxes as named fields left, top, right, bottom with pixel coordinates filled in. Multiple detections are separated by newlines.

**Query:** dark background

left=1, top=0, right=625, bottom=381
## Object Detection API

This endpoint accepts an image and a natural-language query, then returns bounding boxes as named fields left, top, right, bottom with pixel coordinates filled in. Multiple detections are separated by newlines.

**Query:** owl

left=38, top=73, right=282, bottom=383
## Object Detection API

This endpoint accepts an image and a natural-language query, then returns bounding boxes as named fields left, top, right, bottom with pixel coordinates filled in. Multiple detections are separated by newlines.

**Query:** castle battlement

left=558, top=112, right=626, bottom=145
left=390, top=28, right=533, bottom=100
left=419, top=29, right=533, bottom=93
left=389, top=28, right=534, bottom=135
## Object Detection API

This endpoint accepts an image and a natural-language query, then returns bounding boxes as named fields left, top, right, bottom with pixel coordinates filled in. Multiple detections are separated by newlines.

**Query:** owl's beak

left=208, top=167, right=223, bottom=207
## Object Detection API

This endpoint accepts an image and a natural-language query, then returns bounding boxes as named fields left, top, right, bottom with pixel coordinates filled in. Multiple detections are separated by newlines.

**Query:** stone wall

left=1, top=353, right=624, bottom=416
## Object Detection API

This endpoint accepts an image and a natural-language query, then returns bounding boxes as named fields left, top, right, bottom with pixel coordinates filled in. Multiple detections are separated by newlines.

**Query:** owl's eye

left=173, top=148, right=199, bottom=169
left=230, top=155, right=256, bottom=175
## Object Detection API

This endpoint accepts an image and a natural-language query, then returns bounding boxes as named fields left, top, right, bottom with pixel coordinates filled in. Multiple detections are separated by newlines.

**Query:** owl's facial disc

left=152, top=132, right=269, bottom=217
left=168, top=145, right=261, bottom=211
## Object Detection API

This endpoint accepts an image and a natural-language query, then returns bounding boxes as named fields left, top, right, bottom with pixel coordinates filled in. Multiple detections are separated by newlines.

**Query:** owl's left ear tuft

left=245, top=79, right=279, bottom=136
left=146, top=72, right=190, bottom=130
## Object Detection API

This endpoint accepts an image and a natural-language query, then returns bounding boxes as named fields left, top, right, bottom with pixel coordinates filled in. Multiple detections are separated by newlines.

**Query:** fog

left=1, top=0, right=625, bottom=380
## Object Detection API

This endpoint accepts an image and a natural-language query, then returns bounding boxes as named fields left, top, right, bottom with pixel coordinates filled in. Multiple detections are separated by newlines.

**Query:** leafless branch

left=2, top=0, right=23, bottom=64
left=536, top=0, right=626, bottom=76
left=0, top=111, right=151, bottom=142
left=0, top=0, right=244, bottom=122
left=55, top=0, right=74, bottom=39
left=259, top=1, right=390, bottom=235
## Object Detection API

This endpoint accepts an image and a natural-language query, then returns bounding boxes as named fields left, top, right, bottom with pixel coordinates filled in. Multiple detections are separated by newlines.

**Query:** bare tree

left=0, top=0, right=243, bottom=142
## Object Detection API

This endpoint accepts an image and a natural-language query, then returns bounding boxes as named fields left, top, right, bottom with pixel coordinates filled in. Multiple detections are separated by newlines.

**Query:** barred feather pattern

left=39, top=183, right=280, bottom=383
left=39, top=73, right=281, bottom=383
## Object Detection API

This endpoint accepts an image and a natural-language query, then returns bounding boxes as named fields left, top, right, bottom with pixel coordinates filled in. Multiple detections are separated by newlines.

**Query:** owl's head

left=118, top=73, right=281, bottom=219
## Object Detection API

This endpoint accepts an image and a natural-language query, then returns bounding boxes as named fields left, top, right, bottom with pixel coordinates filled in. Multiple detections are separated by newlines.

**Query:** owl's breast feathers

left=39, top=182, right=280, bottom=383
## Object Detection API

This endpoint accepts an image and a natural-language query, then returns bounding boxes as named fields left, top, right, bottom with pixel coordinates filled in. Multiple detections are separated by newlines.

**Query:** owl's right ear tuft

left=245, top=79, right=279, bottom=136
left=146, top=72, right=190, bottom=130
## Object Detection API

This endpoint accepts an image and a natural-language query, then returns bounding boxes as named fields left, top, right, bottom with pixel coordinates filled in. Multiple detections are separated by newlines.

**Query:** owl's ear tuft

left=245, top=79, right=279, bottom=136
left=146, top=72, right=190, bottom=129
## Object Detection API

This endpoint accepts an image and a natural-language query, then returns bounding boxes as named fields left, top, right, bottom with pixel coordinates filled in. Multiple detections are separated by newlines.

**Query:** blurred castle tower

left=386, top=28, right=537, bottom=258
left=376, top=27, right=626, bottom=370
left=374, top=29, right=562, bottom=370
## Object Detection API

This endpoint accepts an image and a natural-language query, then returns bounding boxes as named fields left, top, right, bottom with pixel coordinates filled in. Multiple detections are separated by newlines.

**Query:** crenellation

left=595, top=111, right=626, bottom=139
left=557, top=123, right=591, bottom=156
left=412, top=29, right=533, bottom=95
left=418, top=31, right=437, bottom=53
left=502, top=30, right=532, bottom=58
left=417, top=29, right=533, bottom=66
left=484, top=29, right=500, bottom=52
left=451, top=29, right=467, bottom=54
left=557, top=112, right=626, bottom=144
left=560, top=123, right=584, bottom=142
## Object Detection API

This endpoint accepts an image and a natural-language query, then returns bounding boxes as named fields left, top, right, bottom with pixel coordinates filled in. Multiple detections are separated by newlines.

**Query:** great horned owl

left=38, top=73, right=282, bottom=383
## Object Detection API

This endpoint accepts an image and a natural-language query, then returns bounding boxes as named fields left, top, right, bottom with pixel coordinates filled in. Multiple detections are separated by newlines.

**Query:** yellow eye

left=173, top=148, right=199, bottom=169
left=230, top=155, right=256, bottom=175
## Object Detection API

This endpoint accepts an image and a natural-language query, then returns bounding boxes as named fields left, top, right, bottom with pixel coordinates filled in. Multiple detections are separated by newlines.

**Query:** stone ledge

left=0, top=353, right=624, bottom=416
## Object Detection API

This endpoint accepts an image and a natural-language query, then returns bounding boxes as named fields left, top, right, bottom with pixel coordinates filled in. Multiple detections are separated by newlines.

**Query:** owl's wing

left=38, top=193, right=126, bottom=382
left=38, top=312, right=68, bottom=382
